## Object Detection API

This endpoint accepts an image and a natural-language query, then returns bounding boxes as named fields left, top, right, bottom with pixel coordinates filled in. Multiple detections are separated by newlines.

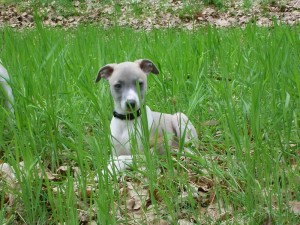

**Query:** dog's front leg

left=94, top=155, right=133, bottom=182
left=108, top=155, right=134, bottom=173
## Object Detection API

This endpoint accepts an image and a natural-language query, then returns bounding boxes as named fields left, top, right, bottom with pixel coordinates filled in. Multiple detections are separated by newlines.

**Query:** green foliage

left=203, top=0, right=224, bottom=8
left=0, top=23, right=299, bottom=224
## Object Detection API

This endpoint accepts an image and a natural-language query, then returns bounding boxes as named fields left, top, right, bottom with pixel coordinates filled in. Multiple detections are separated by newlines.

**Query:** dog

left=0, top=63, right=14, bottom=113
left=95, top=59, right=198, bottom=175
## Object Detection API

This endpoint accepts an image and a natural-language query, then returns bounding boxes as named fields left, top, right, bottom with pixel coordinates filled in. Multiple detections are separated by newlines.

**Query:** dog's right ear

left=95, top=64, right=115, bottom=83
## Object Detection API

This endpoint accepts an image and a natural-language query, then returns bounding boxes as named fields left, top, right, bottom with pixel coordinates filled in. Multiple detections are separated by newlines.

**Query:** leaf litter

left=0, top=153, right=218, bottom=224
left=1, top=136, right=300, bottom=224
left=0, top=0, right=299, bottom=29
left=1, top=1, right=299, bottom=224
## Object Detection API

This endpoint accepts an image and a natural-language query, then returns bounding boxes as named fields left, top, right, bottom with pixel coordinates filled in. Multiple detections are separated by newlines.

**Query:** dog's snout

left=126, top=100, right=136, bottom=110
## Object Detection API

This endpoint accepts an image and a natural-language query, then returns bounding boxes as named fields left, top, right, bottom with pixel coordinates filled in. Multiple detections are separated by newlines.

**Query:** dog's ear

left=135, top=59, right=159, bottom=75
left=95, top=64, right=116, bottom=83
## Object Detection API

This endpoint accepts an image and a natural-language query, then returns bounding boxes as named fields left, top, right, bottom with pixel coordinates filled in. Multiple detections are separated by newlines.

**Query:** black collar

left=113, top=108, right=141, bottom=120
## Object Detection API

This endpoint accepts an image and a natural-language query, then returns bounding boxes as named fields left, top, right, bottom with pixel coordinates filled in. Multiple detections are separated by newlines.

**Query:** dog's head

left=96, top=59, right=159, bottom=114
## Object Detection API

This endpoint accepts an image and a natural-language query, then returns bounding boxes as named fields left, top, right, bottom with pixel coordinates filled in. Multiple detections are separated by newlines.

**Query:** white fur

left=0, top=63, right=14, bottom=113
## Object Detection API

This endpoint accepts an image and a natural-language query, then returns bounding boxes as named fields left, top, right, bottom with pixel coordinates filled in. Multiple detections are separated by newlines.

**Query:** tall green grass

left=0, top=23, right=299, bottom=224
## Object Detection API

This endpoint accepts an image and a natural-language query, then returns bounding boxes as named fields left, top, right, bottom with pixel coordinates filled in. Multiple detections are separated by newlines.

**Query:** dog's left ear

left=135, top=59, right=159, bottom=75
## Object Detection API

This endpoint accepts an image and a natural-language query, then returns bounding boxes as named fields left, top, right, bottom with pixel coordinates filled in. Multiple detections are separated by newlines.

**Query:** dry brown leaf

left=89, top=221, right=97, bottom=225
left=122, top=182, right=150, bottom=211
left=56, top=166, right=68, bottom=174
left=153, top=189, right=163, bottom=202
left=178, top=219, right=194, bottom=225
left=126, top=198, right=136, bottom=211
left=189, top=174, right=213, bottom=193
left=0, top=162, right=16, bottom=182
left=207, top=202, right=233, bottom=222
left=149, top=219, right=169, bottom=225
left=202, top=120, right=219, bottom=126
left=288, top=201, right=300, bottom=215
left=289, top=143, right=297, bottom=148
left=133, top=189, right=148, bottom=210
left=179, top=191, right=198, bottom=202
left=74, top=1, right=80, bottom=7
left=216, top=18, right=231, bottom=27
left=85, top=186, right=93, bottom=198
left=0, top=162, right=16, bottom=206
left=41, top=170, right=59, bottom=181
left=78, top=209, right=89, bottom=223
left=72, top=166, right=81, bottom=178
left=30, top=162, right=59, bottom=181
left=56, top=165, right=80, bottom=177
left=52, top=186, right=64, bottom=195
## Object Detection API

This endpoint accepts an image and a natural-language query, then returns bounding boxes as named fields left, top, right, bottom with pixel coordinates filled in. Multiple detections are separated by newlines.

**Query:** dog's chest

left=110, top=118, right=143, bottom=155
left=110, top=107, right=156, bottom=155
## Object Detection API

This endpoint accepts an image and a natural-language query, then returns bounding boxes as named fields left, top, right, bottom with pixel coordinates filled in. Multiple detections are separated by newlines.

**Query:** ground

left=0, top=0, right=299, bottom=29
left=0, top=1, right=300, bottom=225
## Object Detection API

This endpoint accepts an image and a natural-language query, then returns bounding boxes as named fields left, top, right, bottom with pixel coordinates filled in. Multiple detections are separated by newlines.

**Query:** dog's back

left=0, top=63, right=14, bottom=113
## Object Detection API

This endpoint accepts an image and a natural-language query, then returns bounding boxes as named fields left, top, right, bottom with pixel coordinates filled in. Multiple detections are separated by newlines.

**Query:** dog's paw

left=94, top=156, right=134, bottom=182
left=93, top=162, right=117, bottom=182
left=94, top=174, right=100, bottom=182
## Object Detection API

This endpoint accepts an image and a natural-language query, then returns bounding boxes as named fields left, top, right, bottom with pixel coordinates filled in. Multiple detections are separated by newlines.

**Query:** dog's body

left=96, top=59, right=198, bottom=173
left=0, top=63, right=14, bottom=113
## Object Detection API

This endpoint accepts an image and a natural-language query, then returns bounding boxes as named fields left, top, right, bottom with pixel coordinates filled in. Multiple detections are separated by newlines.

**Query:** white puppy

left=95, top=59, right=198, bottom=175
left=0, top=63, right=14, bottom=113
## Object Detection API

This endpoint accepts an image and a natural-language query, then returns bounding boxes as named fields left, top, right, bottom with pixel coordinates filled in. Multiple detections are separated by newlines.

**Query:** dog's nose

left=126, top=100, right=136, bottom=110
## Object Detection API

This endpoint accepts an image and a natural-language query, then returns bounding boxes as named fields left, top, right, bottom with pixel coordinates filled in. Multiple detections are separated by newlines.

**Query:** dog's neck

left=113, top=108, right=141, bottom=120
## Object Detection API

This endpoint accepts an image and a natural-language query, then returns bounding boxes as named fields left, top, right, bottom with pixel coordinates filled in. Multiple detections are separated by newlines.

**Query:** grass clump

left=0, top=23, right=299, bottom=224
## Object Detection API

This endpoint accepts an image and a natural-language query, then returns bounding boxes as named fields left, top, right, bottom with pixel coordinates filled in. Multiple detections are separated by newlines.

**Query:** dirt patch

left=0, top=0, right=299, bottom=29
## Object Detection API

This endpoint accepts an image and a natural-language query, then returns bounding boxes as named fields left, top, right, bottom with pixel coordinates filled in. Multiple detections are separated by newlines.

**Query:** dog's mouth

left=125, top=100, right=138, bottom=112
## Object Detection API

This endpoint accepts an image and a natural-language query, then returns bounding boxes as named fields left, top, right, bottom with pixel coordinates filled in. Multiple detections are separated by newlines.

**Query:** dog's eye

left=114, top=83, right=122, bottom=90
